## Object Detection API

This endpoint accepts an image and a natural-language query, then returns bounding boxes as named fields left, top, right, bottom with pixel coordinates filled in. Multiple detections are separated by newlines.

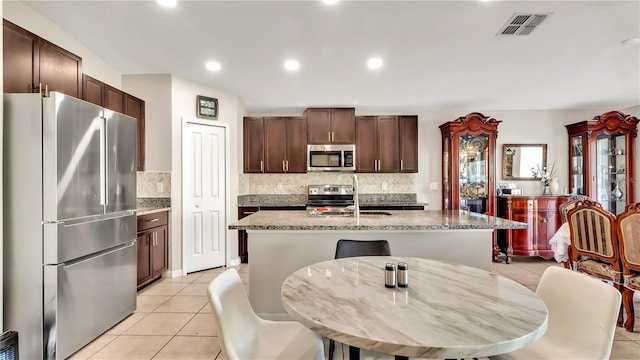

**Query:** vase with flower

left=537, top=162, right=557, bottom=196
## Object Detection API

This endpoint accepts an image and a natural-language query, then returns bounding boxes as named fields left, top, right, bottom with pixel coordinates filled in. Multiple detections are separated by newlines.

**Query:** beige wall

left=122, top=74, right=173, bottom=171
left=169, top=75, right=243, bottom=272
left=1, top=0, right=4, bottom=333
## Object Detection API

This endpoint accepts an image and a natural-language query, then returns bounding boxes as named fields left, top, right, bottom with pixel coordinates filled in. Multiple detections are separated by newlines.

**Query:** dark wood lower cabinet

left=497, top=196, right=570, bottom=263
left=137, top=211, right=169, bottom=289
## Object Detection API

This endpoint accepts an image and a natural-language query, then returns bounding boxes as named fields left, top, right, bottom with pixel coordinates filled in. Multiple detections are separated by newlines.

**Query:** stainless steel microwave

left=307, top=144, right=356, bottom=172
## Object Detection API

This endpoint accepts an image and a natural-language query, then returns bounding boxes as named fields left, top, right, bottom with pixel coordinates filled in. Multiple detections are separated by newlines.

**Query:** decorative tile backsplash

left=238, top=173, right=417, bottom=195
left=137, top=171, right=171, bottom=198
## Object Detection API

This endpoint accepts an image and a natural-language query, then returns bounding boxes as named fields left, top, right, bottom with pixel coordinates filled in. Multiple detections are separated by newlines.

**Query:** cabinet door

left=136, top=232, right=152, bottom=286
left=264, top=117, right=287, bottom=173
left=82, top=74, right=104, bottom=106
left=331, top=108, right=356, bottom=144
left=125, top=94, right=146, bottom=171
left=399, top=116, right=418, bottom=173
left=307, top=109, right=332, bottom=144
left=151, top=225, right=168, bottom=277
left=38, top=39, right=82, bottom=98
left=356, top=116, right=377, bottom=173
left=536, top=211, right=557, bottom=252
left=3, top=19, right=38, bottom=93
left=105, top=84, right=126, bottom=113
left=285, top=117, right=307, bottom=173
left=377, top=116, right=399, bottom=172
left=511, top=209, right=536, bottom=254
left=243, top=117, right=265, bottom=173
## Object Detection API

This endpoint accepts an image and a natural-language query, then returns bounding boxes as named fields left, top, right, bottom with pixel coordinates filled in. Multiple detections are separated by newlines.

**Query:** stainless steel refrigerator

left=3, top=92, right=137, bottom=360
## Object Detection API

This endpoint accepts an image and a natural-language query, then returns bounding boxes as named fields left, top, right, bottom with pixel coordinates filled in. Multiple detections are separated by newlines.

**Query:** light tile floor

left=69, top=258, right=640, bottom=360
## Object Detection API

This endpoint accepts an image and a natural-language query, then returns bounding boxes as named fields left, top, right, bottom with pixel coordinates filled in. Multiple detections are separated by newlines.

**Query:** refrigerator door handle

left=62, top=240, right=136, bottom=268
left=100, top=115, right=107, bottom=206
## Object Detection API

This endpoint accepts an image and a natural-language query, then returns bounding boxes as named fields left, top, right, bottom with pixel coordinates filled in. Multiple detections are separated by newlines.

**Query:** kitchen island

left=229, top=209, right=527, bottom=319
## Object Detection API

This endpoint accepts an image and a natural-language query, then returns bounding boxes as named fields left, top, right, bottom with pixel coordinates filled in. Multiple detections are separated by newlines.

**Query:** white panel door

left=183, top=121, right=227, bottom=272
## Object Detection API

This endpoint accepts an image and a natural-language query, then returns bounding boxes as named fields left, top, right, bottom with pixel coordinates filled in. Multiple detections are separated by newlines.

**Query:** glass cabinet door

left=443, top=136, right=450, bottom=210
left=570, top=136, right=585, bottom=195
left=596, top=133, right=627, bottom=214
left=459, top=134, right=489, bottom=214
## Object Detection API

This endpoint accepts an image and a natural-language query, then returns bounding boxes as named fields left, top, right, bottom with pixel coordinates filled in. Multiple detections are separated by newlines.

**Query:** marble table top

left=229, top=210, right=527, bottom=231
left=281, top=256, right=548, bottom=358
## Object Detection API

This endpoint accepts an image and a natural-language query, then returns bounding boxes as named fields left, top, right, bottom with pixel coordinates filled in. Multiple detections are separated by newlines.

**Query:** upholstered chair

left=206, top=268, right=324, bottom=360
left=490, top=266, right=621, bottom=360
left=567, top=199, right=623, bottom=326
left=615, top=203, right=640, bottom=332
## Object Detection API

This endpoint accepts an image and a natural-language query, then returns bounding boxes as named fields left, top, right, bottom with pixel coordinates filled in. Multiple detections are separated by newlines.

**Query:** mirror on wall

left=502, top=144, right=547, bottom=180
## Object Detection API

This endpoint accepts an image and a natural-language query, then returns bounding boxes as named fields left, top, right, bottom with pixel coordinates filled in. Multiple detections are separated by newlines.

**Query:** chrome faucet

left=352, top=174, right=360, bottom=218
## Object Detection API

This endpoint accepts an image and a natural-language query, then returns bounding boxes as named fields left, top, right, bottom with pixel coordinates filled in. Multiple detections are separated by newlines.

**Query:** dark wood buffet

left=497, top=195, right=571, bottom=263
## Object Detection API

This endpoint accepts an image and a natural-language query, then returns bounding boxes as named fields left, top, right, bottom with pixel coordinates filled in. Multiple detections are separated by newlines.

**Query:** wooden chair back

left=567, top=199, right=621, bottom=281
left=615, top=203, right=640, bottom=331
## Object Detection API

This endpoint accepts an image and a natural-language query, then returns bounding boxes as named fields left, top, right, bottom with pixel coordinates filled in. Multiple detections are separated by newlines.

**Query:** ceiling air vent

left=497, top=13, right=552, bottom=36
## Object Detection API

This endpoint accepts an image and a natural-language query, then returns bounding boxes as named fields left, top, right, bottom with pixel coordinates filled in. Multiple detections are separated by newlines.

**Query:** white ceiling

left=21, top=0, right=640, bottom=114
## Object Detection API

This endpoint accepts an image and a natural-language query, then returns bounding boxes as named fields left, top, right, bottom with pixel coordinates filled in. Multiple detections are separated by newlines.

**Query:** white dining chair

left=490, top=266, right=621, bottom=360
left=206, top=268, right=325, bottom=360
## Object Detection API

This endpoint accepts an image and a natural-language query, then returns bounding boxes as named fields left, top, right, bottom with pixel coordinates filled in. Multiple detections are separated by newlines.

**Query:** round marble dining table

left=281, top=256, right=548, bottom=359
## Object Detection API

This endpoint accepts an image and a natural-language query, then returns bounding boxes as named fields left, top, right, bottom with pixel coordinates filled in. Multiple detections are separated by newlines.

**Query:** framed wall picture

left=196, top=95, right=218, bottom=119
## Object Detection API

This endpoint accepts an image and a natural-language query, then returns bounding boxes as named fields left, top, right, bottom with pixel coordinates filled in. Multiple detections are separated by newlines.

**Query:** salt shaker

left=397, top=262, right=409, bottom=287
left=385, top=263, right=396, bottom=288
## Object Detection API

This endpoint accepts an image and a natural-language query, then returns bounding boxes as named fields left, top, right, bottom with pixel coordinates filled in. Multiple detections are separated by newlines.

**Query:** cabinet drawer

left=137, top=211, right=168, bottom=231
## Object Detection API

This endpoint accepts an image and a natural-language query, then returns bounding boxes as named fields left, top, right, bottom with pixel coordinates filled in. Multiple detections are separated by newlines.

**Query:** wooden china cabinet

left=439, top=113, right=502, bottom=261
left=566, top=111, right=638, bottom=215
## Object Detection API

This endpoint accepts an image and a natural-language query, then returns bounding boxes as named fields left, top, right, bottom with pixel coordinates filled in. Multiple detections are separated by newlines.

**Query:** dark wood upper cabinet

left=399, top=115, right=418, bottom=173
left=3, top=20, right=82, bottom=97
left=81, top=74, right=145, bottom=171
left=82, top=74, right=104, bottom=106
left=252, top=116, right=307, bottom=173
left=306, top=108, right=355, bottom=144
left=243, top=117, right=266, bottom=173
left=105, top=85, right=126, bottom=113
left=125, top=94, right=146, bottom=171
left=356, top=115, right=399, bottom=173
left=3, top=19, right=38, bottom=94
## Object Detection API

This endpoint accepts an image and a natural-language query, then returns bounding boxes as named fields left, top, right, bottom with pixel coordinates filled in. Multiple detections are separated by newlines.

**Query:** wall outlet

left=429, top=182, right=438, bottom=190
left=156, top=182, right=164, bottom=194
left=381, top=181, right=388, bottom=190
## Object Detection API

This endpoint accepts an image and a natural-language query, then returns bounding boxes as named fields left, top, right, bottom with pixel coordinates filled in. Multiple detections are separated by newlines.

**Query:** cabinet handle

left=260, top=160, right=264, bottom=172
left=285, top=160, right=289, bottom=172
left=283, top=160, right=286, bottom=172
left=400, top=160, right=404, bottom=171
left=147, top=218, right=160, bottom=222
left=328, top=132, right=331, bottom=142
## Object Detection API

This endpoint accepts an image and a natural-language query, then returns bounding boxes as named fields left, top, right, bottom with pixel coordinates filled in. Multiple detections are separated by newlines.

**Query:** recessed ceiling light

left=367, top=57, right=383, bottom=70
left=206, top=61, right=221, bottom=72
left=622, top=38, right=640, bottom=46
left=323, top=0, right=340, bottom=5
left=284, top=59, right=300, bottom=71
left=157, top=0, right=177, bottom=8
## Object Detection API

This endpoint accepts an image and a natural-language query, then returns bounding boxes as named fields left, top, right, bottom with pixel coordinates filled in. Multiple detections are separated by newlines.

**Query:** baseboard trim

left=228, top=258, right=241, bottom=266
left=165, top=269, right=185, bottom=278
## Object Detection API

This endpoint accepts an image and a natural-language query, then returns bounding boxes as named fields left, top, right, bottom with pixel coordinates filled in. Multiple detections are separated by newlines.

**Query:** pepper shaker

left=385, top=263, right=396, bottom=288
left=397, top=262, right=409, bottom=287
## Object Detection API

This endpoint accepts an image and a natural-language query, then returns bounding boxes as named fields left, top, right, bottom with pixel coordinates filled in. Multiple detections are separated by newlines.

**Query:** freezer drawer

left=43, top=213, right=135, bottom=264
left=43, top=241, right=136, bottom=360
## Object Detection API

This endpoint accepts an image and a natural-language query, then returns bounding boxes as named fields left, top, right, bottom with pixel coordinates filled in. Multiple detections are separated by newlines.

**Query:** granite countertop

left=237, top=193, right=427, bottom=207
left=228, top=210, right=527, bottom=231
left=137, top=207, right=171, bottom=216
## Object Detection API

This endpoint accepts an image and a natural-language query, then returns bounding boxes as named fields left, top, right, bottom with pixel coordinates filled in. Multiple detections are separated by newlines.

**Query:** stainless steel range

left=306, top=185, right=355, bottom=215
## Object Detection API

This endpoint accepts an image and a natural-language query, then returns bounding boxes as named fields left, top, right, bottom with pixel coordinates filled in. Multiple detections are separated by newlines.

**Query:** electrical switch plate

left=381, top=181, right=388, bottom=190
left=156, top=182, right=164, bottom=194
left=429, top=182, right=438, bottom=190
